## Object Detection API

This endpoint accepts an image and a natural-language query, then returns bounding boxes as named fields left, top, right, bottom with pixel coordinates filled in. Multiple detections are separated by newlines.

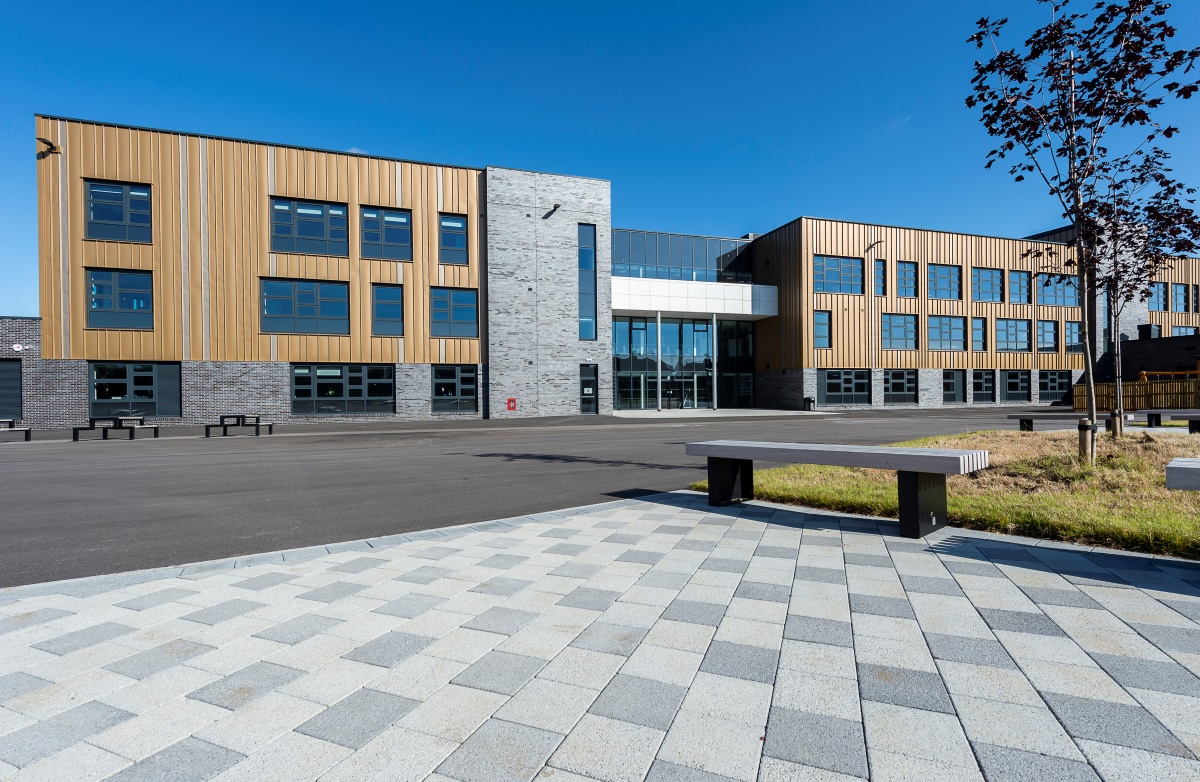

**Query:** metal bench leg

left=1148, top=414, right=1162, bottom=428
left=707, top=457, right=753, bottom=507
left=898, top=471, right=948, bottom=539
left=1019, top=419, right=1033, bottom=432
left=1105, top=418, right=1114, bottom=433
left=24, top=429, right=31, bottom=442
left=1191, top=420, right=1200, bottom=435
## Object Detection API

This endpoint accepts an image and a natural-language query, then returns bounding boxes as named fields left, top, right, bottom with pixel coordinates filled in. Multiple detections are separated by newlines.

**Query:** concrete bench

left=685, top=440, right=988, bottom=539
left=1166, top=458, right=1200, bottom=491
left=1007, top=413, right=1132, bottom=432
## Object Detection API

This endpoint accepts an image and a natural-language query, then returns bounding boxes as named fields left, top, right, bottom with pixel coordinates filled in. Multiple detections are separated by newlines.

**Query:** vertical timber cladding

left=484, top=167, right=612, bottom=418
left=34, top=115, right=483, bottom=367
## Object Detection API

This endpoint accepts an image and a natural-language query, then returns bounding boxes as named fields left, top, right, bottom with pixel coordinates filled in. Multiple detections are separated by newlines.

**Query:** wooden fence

left=1073, top=379, right=1200, bottom=411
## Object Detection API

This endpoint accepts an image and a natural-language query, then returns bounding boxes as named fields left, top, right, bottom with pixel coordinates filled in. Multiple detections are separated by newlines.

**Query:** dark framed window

left=270, top=199, right=349, bottom=256
left=431, top=288, right=478, bottom=338
left=927, top=265, right=962, bottom=300
left=260, top=279, right=350, bottom=335
left=1172, top=283, right=1190, bottom=313
left=1039, top=370, right=1073, bottom=404
left=371, top=284, right=404, bottom=336
left=432, top=365, right=477, bottom=412
left=928, top=316, right=966, bottom=351
left=439, top=214, right=468, bottom=265
left=1194, top=285, right=1199, bottom=313
left=1148, top=282, right=1167, bottom=311
left=875, top=260, right=887, bottom=296
left=818, top=369, right=870, bottom=405
left=1066, top=321, right=1084, bottom=353
left=1037, top=274, right=1080, bottom=307
left=360, top=208, right=412, bottom=261
left=813, top=256, right=864, bottom=294
left=579, top=224, right=597, bottom=340
left=883, top=369, right=917, bottom=404
left=897, top=261, right=918, bottom=298
left=972, top=318, right=987, bottom=351
left=291, top=364, right=394, bottom=415
left=972, top=268, right=1003, bottom=302
left=813, top=311, right=832, bottom=349
left=1009, top=271, right=1031, bottom=304
left=85, top=181, right=152, bottom=242
left=996, top=319, right=1031, bottom=352
left=943, top=370, right=966, bottom=403
left=87, top=269, right=153, bottom=329
left=580, top=364, right=599, bottom=414
left=611, top=229, right=750, bottom=283
left=0, top=360, right=21, bottom=420
left=972, top=370, right=995, bottom=403
left=1000, top=370, right=1031, bottom=402
left=89, top=362, right=181, bottom=418
left=881, top=314, right=916, bottom=350
left=1171, top=326, right=1200, bottom=336
left=1038, top=320, right=1059, bottom=352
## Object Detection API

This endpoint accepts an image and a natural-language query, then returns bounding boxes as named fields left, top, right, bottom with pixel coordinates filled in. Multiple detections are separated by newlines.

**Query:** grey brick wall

left=485, top=167, right=612, bottom=419
left=1, top=317, right=89, bottom=429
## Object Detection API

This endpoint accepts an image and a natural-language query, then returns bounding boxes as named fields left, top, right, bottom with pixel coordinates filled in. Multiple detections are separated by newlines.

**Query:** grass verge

left=690, top=430, right=1200, bottom=559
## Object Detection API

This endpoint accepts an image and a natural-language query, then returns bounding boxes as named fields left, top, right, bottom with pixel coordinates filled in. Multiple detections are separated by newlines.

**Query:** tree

left=966, top=0, right=1200, bottom=462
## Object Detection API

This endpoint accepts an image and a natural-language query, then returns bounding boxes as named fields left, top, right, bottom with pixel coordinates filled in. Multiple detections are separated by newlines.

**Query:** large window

left=943, top=370, right=966, bottom=404
left=371, top=284, right=403, bottom=336
left=270, top=199, right=349, bottom=256
left=1037, top=274, right=1080, bottom=307
left=927, top=265, right=962, bottom=300
left=260, top=279, right=350, bottom=335
left=813, top=311, right=832, bottom=349
left=579, top=224, right=597, bottom=340
left=87, top=270, right=153, bottom=329
left=1172, top=326, right=1200, bottom=336
left=818, top=370, right=870, bottom=405
left=1009, top=271, right=1031, bottom=304
left=1148, top=282, right=1167, bottom=311
left=1039, top=370, right=1073, bottom=404
left=996, top=319, right=1032, bottom=352
left=430, top=288, right=478, bottom=338
left=875, top=260, right=887, bottom=296
left=813, top=256, right=864, bottom=294
left=85, top=181, right=151, bottom=242
left=1066, top=321, right=1084, bottom=353
left=1001, top=370, right=1031, bottom=402
left=612, top=230, right=750, bottom=282
left=291, top=364, right=394, bottom=415
left=973, top=370, right=995, bottom=403
left=897, top=262, right=918, bottom=298
left=881, top=314, right=916, bottom=350
left=883, top=369, right=917, bottom=404
left=0, top=360, right=20, bottom=420
left=439, top=214, right=468, bottom=265
left=972, top=318, right=987, bottom=351
left=1173, top=283, right=1191, bottom=313
left=360, top=208, right=412, bottom=261
left=972, top=268, right=1003, bottom=302
left=928, top=316, right=966, bottom=351
left=432, top=365, right=477, bottom=412
left=1037, top=320, right=1059, bottom=352
left=89, top=363, right=181, bottom=418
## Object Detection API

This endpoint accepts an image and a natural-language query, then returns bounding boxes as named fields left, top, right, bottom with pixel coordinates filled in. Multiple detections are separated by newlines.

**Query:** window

left=291, top=364, right=394, bottom=415
left=432, top=365, right=477, bottom=412
left=579, top=224, right=597, bottom=340
left=1066, top=321, right=1084, bottom=353
left=818, top=369, right=871, bottom=405
left=360, top=208, right=412, bottom=261
left=1172, top=326, right=1200, bottom=336
left=813, top=311, right=832, bottom=349
left=972, top=318, right=987, bottom=351
left=1039, top=370, right=1073, bottom=404
left=928, top=316, right=966, bottom=351
left=611, top=229, right=750, bottom=283
left=1000, top=370, right=1031, bottom=402
left=1037, top=274, right=1080, bottom=307
left=270, top=199, right=349, bottom=256
left=1009, top=270, right=1031, bottom=304
left=883, top=369, right=917, bottom=404
left=813, top=256, right=864, bottom=294
left=1172, top=283, right=1190, bottom=313
left=1037, top=320, right=1059, bottom=352
left=87, top=270, right=153, bottom=329
left=580, top=364, right=599, bottom=414
left=431, top=288, right=478, bottom=338
left=971, top=268, right=1003, bottom=302
left=439, top=214, right=468, bottom=264
left=875, top=260, right=887, bottom=296
left=996, top=319, right=1031, bottom=352
left=371, top=285, right=403, bottom=336
left=973, top=370, right=995, bottom=403
left=260, top=279, right=350, bottom=335
left=1148, top=282, right=1167, bottom=311
left=881, top=314, right=917, bottom=350
left=943, top=370, right=966, bottom=403
left=85, top=181, right=151, bottom=242
left=0, top=360, right=20, bottom=420
left=927, top=265, right=962, bottom=300
left=89, top=363, right=181, bottom=418
left=1194, top=285, right=1199, bottom=314
left=897, top=261, right=918, bottom=298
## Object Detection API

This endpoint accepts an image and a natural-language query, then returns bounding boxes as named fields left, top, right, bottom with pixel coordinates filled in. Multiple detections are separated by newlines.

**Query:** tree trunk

left=1111, top=294, right=1125, bottom=439
left=1076, top=234, right=1099, bottom=463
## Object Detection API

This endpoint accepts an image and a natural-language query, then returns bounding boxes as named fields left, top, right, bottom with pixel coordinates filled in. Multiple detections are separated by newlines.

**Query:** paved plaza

left=1, top=492, right=1199, bottom=781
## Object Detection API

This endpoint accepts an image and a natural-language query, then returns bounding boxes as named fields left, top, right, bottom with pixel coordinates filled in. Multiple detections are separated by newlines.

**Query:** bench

left=1166, top=458, right=1200, bottom=491
left=0, top=419, right=31, bottom=442
left=1136, top=410, right=1200, bottom=433
left=1007, top=413, right=1132, bottom=432
left=73, top=416, right=153, bottom=441
left=205, top=414, right=276, bottom=438
left=685, top=440, right=989, bottom=539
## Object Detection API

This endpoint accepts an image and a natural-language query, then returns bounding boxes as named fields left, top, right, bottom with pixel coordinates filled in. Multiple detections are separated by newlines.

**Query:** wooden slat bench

left=685, top=441, right=989, bottom=539
left=1007, top=413, right=1132, bottom=432
left=1166, top=458, right=1200, bottom=491
left=0, top=419, right=31, bottom=442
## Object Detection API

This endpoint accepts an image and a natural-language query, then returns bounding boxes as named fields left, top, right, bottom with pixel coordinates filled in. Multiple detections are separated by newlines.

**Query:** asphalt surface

left=0, top=408, right=1032, bottom=586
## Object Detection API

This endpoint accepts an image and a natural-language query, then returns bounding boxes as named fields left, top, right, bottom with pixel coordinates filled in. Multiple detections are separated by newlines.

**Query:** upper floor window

left=270, top=199, right=349, bottom=256
left=85, top=181, right=152, bottom=243
left=1148, top=282, right=1167, bottom=311
left=1009, top=270, right=1032, bottom=304
left=928, top=316, right=966, bottom=351
left=813, top=256, right=863, bottom=294
left=927, top=265, right=961, bottom=300
left=579, top=224, right=598, bottom=340
left=996, top=318, right=1032, bottom=352
left=971, top=268, right=1003, bottom=302
left=1172, top=326, right=1200, bottom=336
left=1066, top=321, right=1084, bottom=353
left=813, top=311, right=832, bottom=349
left=1172, top=283, right=1190, bottom=313
left=372, top=284, right=404, bottom=336
left=881, top=314, right=916, bottom=350
left=431, top=288, right=478, bottom=337
left=874, top=260, right=887, bottom=296
left=260, top=278, right=350, bottom=335
left=361, top=208, right=412, bottom=261
left=972, top=317, right=987, bottom=351
left=439, top=214, right=468, bottom=265
left=1038, top=320, right=1059, bottom=352
left=1037, top=274, right=1080, bottom=307
left=87, top=269, right=153, bottom=329
left=897, top=261, right=918, bottom=298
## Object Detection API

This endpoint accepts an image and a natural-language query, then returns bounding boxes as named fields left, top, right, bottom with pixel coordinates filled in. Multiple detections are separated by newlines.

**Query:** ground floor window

left=717, top=372, right=754, bottom=408
left=90, top=362, right=181, bottom=418
left=432, top=365, right=477, bottom=413
left=613, top=371, right=713, bottom=410
left=580, top=364, right=598, bottom=414
left=291, top=364, right=394, bottom=415
left=883, top=369, right=917, bottom=404
left=943, top=370, right=966, bottom=403
left=972, top=370, right=995, bottom=403
left=0, top=360, right=20, bottom=419
left=818, top=369, right=870, bottom=405
left=1000, top=370, right=1031, bottom=402
left=1039, top=370, right=1073, bottom=404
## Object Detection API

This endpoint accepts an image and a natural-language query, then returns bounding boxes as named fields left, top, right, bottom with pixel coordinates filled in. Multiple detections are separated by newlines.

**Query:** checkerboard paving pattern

left=1, top=492, right=1199, bottom=781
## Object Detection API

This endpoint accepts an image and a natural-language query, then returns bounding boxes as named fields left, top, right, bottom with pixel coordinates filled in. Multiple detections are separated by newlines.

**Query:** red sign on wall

left=506, top=398, right=517, bottom=411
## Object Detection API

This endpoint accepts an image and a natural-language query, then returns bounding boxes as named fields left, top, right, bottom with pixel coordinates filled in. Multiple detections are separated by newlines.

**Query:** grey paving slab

left=32, top=620, right=133, bottom=655
left=471, top=576, right=532, bottom=597
left=557, top=587, right=622, bottom=611
left=0, top=608, right=73, bottom=635
left=330, top=556, right=390, bottom=574
left=603, top=533, right=643, bottom=545
left=700, top=640, right=779, bottom=684
left=784, top=615, right=854, bottom=648
left=924, top=633, right=1017, bottom=669
left=0, top=671, right=50, bottom=701
left=763, top=706, right=868, bottom=778
left=662, top=599, right=726, bottom=627
left=734, top=581, right=791, bottom=603
left=638, top=571, right=691, bottom=591
left=571, top=622, right=649, bottom=656
left=373, top=592, right=447, bottom=619
left=105, top=639, right=215, bottom=679
left=187, top=662, right=304, bottom=710
left=944, top=559, right=1004, bottom=578
left=655, top=525, right=693, bottom=535
left=394, top=565, right=455, bottom=584
left=252, top=613, right=342, bottom=644
left=618, top=549, right=665, bottom=566
left=105, top=737, right=244, bottom=782
left=675, top=539, right=717, bottom=552
left=1042, top=692, right=1194, bottom=757
left=899, top=575, right=964, bottom=596
left=295, top=581, right=369, bottom=603
left=1130, top=622, right=1200, bottom=654
left=844, top=553, right=894, bottom=569
left=463, top=607, right=539, bottom=636
left=181, top=599, right=265, bottom=625
left=1018, top=586, right=1102, bottom=609
left=645, top=760, right=741, bottom=782
left=700, top=557, right=750, bottom=574
left=452, top=651, right=545, bottom=695
left=343, top=631, right=435, bottom=668
left=477, top=554, right=527, bottom=570
left=412, top=546, right=462, bottom=560
left=296, top=688, right=419, bottom=748
left=849, top=594, right=916, bottom=620
left=546, top=542, right=590, bottom=556
left=753, top=545, right=799, bottom=560
left=977, top=607, right=1068, bottom=637
left=857, top=663, right=955, bottom=714
left=1091, top=653, right=1200, bottom=697
left=972, top=741, right=1102, bottom=782
left=437, top=718, right=563, bottom=782
left=550, top=562, right=603, bottom=579
left=0, top=700, right=133, bottom=767
left=588, top=673, right=686, bottom=730
left=1161, top=599, right=1200, bottom=623
left=115, top=586, right=200, bottom=609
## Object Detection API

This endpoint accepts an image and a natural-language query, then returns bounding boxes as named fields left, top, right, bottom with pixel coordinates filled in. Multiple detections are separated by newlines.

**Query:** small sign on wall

left=506, top=398, right=517, bottom=411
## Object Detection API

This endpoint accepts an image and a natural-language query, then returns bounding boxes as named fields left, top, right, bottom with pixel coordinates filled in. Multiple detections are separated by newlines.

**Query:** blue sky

left=3, top=1, right=1200, bottom=315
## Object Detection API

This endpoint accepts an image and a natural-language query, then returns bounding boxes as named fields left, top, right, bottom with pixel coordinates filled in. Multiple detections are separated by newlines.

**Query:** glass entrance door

left=580, top=364, right=598, bottom=414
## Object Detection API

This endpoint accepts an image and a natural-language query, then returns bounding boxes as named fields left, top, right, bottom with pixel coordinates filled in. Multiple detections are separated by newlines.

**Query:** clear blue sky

left=4, top=1, right=1200, bottom=316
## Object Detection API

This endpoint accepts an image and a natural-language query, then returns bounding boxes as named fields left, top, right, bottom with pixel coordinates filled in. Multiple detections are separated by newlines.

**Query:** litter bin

left=802, top=397, right=815, bottom=411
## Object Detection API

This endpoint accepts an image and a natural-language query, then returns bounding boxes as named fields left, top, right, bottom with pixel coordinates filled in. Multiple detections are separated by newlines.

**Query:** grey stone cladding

left=0, top=317, right=88, bottom=429
left=485, top=167, right=612, bottom=419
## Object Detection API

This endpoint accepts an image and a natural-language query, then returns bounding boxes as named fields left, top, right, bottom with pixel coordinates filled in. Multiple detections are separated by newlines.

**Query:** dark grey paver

left=181, top=600, right=266, bottom=626
left=295, top=689, right=419, bottom=748
left=848, top=594, right=915, bottom=620
left=330, top=557, right=389, bottom=574
left=983, top=548, right=1040, bottom=563
left=104, top=737, right=244, bottom=782
left=734, top=581, right=791, bottom=604
left=557, top=587, right=621, bottom=611
left=538, top=529, right=578, bottom=539
left=545, top=543, right=589, bottom=556
left=646, top=760, right=741, bottom=781
left=452, top=651, right=544, bottom=696
left=411, top=546, right=461, bottom=560
left=477, top=554, right=526, bottom=570
left=943, top=560, right=1003, bottom=578
left=1130, top=623, right=1200, bottom=655
left=802, top=536, right=844, bottom=548
left=1019, top=587, right=1102, bottom=609
left=924, top=633, right=1017, bottom=669
left=394, top=566, right=454, bottom=584
left=1162, top=599, right=1200, bottom=623
left=655, top=525, right=692, bottom=535
left=549, top=562, right=602, bottom=579
left=32, top=622, right=134, bottom=655
left=700, top=641, right=779, bottom=684
left=252, top=614, right=342, bottom=645
left=105, top=639, right=214, bottom=680
left=754, top=545, right=799, bottom=560
left=1091, top=653, right=1200, bottom=697
left=603, top=533, right=643, bottom=545
left=0, top=700, right=133, bottom=767
left=295, top=582, right=368, bottom=604
left=844, top=553, right=893, bottom=569
left=571, top=622, right=648, bottom=656
left=1042, top=692, right=1193, bottom=757
left=0, top=672, right=49, bottom=701
left=229, top=573, right=297, bottom=591
left=618, top=550, right=664, bottom=566
left=763, top=706, right=868, bottom=778
left=638, top=571, right=690, bottom=591
left=115, top=587, right=199, bottom=610
left=857, top=663, right=954, bottom=714
left=675, top=540, right=717, bottom=552
left=187, top=662, right=303, bottom=710
left=977, top=608, right=1067, bottom=638
left=972, top=742, right=1101, bottom=782
left=0, top=608, right=72, bottom=635
left=372, top=593, right=447, bottom=619
left=784, top=616, right=854, bottom=648
left=588, top=674, right=686, bottom=730
left=699, top=557, right=749, bottom=574
left=662, top=599, right=726, bottom=627
left=793, top=566, right=847, bottom=586
left=899, top=575, right=963, bottom=597
left=470, top=577, right=531, bottom=597
left=884, top=541, right=934, bottom=554
left=343, top=631, right=435, bottom=668
left=436, top=718, right=563, bottom=782
left=463, top=607, right=538, bottom=636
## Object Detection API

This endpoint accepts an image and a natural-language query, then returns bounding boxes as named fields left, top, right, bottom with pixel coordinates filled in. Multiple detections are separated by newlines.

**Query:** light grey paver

left=645, top=759, right=741, bottom=781
left=32, top=621, right=133, bottom=654
left=436, top=718, right=563, bottom=782
left=295, top=688, right=419, bottom=748
left=187, top=662, right=304, bottom=710
left=104, top=737, right=243, bottom=781
left=0, top=701, right=133, bottom=767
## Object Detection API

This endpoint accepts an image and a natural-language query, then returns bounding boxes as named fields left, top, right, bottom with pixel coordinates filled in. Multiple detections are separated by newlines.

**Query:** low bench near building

left=205, top=415, right=276, bottom=438
left=685, top=440, right=988, bottom=539
left=1166, top=458, right=1200, bottom=491
left=73, top=416, right=159, bottom=441
left=0, top=420, right=31, bottom=442
left=1138, top=410, right=1200, bottom=434
left=1007, top=413, right=1132, bottom=432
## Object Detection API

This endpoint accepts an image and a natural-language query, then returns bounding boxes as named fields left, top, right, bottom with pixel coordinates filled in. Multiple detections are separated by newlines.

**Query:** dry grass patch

left=691, top=430, right=1200, bottom=559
